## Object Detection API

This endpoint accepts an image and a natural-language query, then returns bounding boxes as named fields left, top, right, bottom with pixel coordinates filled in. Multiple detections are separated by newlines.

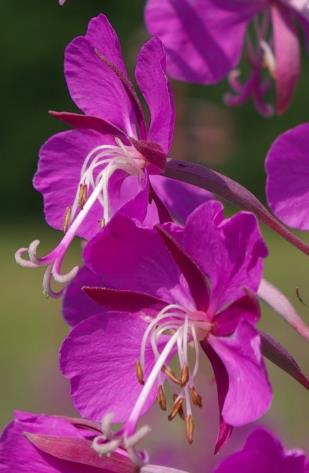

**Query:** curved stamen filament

left=139, top=304, right=186, bottom=370
left=128, top=327, right=183, bottom=432
left=16, top=139, right=146, bottom=296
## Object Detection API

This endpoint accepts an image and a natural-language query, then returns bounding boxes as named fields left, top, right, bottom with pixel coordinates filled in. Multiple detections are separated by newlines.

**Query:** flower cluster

left=145, top=0, right=309, bottom=116
left=3, top=4, right=309, bottom=473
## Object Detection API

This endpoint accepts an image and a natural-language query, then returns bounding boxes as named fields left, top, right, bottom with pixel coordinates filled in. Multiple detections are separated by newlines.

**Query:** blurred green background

left=1, top=1, right=308, bottom=471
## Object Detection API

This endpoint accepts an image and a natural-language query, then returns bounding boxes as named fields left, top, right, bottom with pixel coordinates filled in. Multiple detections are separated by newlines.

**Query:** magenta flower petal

left=207, top=320, right=272, bottom=426
left=182, top=201, right=267, bottom=310
left=64, top=15, right=143, bottom=135
left=145, top=0, right=263, bottom=84
left=272, top=4, right=301, bottom=114
left=83, top=216, right=194, bottom=307
left=84, top=287, right=166, bottom=314
left=156, top=224, right=210, bottom=311
left=0, top=411, right=142, bottom=472
left=50, top=111, right=126, bottom=138
left=266, top=123, right=309, bottom=230
left=201, top=342, right=233, bottom=453
left=34, top=129, right=110, bottom=239
left=150, top=175, right=213, bottom=224
left=63, top=266, right=105, bottom=326
left=213, top=294, right=260, bottom=336
left=60, top=313, right=172, bottom=422
left=214, top=427, right=309, bottom=473
left=84, top=14, right=129, bottom=79
left=0, top=411, right=92, bottom=473
left=135, top=37, right=175, bottom=152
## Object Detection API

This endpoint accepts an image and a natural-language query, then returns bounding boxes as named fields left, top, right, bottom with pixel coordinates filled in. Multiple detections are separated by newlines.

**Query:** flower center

left=15, top=138, right=146, bottom=297
left=92, top=304, right=212, bottom=466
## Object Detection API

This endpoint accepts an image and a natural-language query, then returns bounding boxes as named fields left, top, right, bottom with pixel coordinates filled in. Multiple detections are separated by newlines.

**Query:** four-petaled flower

left=60, top=201, right=271, bottom=463
left=15, top=14, right=210, bottom=296
left=145, top=0, right=309, bottom=115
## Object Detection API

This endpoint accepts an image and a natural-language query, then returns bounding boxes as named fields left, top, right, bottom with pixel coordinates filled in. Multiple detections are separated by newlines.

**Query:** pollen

left=135, top=360, right=145, bottom=385
left=168, top=396, right=184, bottom=421
left=63, top=206, right=72, bottom=233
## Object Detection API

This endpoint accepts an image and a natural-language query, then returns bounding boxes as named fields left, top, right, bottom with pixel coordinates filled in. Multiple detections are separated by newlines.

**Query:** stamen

left=139, top=304, right=186, bottom=370
left=157, top=385, right=167, bottom=411
left=168, top=396, right=184, bottom=421
left=189, top=386, right=203, bottom=408
left=63, top=207, right=72, bottom=233
left=16, top=138, right=147, bottom=296
left=78, top=184, right=88, bottom=209
left=180, top=364, right=189, bottom=387
left=136, top=360, right=145, bottom=385
left=162, top=365, right=182, bottom=386
left=172, top=394, right=185, bottom=420
left=260, top=40, right=276, bottom=78
left=185, top=415, right=194, bottom=444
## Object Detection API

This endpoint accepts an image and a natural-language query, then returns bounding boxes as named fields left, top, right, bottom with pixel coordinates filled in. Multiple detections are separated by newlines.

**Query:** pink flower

left=214, top=427, right=309, bottom=473
left=266, top=123, right=309, bottom=230
left=15, top=14, right=210, bottom=296
left=60, top=201, right=271, bottom=462
left=0, top=411, right=188, bottom=472
left=145, top=0, right=309, bottom=115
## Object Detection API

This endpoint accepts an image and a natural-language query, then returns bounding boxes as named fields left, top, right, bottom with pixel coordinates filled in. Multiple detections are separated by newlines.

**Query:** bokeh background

left=1, top=1, right=308, bottom=471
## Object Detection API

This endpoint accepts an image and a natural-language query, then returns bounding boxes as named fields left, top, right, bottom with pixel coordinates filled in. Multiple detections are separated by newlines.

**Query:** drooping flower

left=145, top=0, right=309, bottom=115
left=213, top=427, right=309, bottom=473
left=60, top=201, right=271, bottom=462
left=15, top=13, right=211, bottom=296
left=266, top=123, right=309, bottom=231
left=0, top=411, right=189, bottom=473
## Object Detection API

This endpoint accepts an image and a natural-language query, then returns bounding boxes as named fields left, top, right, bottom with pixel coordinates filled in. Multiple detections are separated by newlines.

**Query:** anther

left=98, top=218, right=105, bottom=229
left=172, top=394, right=185, bottom=420
left=168, top=397, right=184, bottom=421
left=157, top=385, right=167, bottom=411
left=78, top=184, right=88, bottom=209
left=63, top=207, right=72, bottom=233
left=180, top=364, right=189, bottom=387
left=135, top=360, right=144, bottom=385
left=185, top=415, right=194, bottom=444
left=162, top=364, right=182, bottom=385
left=189, top=386, right=203, bottom=408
